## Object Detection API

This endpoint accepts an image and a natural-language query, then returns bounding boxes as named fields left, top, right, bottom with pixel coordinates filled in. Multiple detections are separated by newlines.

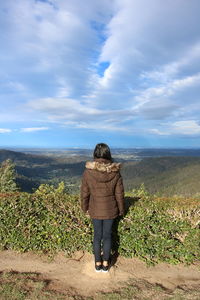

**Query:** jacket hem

left=88, top=213, right=119, bottom=220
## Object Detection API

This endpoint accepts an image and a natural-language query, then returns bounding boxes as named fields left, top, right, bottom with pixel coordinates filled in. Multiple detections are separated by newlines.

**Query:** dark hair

left=93, top=143, right=112, bottom=161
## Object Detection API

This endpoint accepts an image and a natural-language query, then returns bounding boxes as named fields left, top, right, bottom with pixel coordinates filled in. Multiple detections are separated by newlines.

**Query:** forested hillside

left=0, top=149, right=86, bottom=193
left=1, top=149, right=200, bottom=196
left=121, top=157, right=200, bottom=196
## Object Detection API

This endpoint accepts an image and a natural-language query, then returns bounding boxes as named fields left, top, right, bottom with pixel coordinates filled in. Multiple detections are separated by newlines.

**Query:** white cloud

left=61, top=120, right=131, bottom=133
left=0, top=0, right=200, bottom=142
left=140, top=42, right=200, bottom=84
left=0, top=0, right=113, bottom=99
left=26, top=97, right=133, bottom=127
left=149, top=120, right=200, bottom=136
left=132, top=73, right=200, bottom=119
left=148, top=128, right=169, bottom=136
left=20, top=127, right=49, bottom=132
left=98, top=0, right=200, bottom=83
left=27, top=97, right=101, bottom=120
left=89, top=0, right=200, bottom=111
left=172, top=121, right=200, bottom=135
left=0, top=128, right=12, bottom=133
left=171, top=73, right=200, bottom=90
left=5, top=81, right=27, bottom=93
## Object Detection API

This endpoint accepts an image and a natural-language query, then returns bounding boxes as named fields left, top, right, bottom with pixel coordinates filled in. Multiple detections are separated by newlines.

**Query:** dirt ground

left=0, top=250, right=199, bottom=298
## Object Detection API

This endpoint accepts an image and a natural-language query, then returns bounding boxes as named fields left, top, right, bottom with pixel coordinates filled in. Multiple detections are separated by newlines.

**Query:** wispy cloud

left=172, top=121, right=200, bottom=135
left=0, top=128, right=12, bottom=133
left=149, top=120, right=200, bottom=136
left=25, top=97, right=133, bottom=132
left=20, top=127, right=49, bottom=132
left=132, top=73, right=200, bottom=120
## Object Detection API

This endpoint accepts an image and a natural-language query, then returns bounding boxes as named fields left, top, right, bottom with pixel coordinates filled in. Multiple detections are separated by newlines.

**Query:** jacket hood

left=85, top=160, right=121, bottom=173
left=85, top=159, right=121, bottom=183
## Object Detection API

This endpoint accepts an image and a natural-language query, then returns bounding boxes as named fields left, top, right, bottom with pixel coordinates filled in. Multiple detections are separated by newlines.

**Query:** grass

left=0, top=271, right=200, bottom=300
left=0, top=271, right=68, bottom=300
left=93, top=279, right=200, bottom=300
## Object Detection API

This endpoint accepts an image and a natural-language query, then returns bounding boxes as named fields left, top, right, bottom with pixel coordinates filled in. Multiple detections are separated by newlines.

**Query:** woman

left=80, top=143, right=125, bottom=272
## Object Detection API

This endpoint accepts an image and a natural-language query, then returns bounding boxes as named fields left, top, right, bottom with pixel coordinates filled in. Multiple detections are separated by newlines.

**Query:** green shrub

left=0, top=183, right=199, bottom=266
left=0, top=159, right=19, bottom=192
left=0, top=183, right=93, bottom=255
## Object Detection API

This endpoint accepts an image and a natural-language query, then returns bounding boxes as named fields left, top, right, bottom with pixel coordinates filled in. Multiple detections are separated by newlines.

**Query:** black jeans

left=92, top=219, right=114, bottom=262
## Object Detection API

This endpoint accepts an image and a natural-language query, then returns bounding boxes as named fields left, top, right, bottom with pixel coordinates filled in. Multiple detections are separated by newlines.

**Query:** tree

left=0, top=159, right=19, bottom=192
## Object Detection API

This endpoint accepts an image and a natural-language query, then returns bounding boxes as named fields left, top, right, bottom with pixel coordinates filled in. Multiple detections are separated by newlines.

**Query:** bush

left=0, top=183, right=92, bottom=255
left=0, top=183, right=199, bottom=265
left=0, top=159, right=19, bottom=192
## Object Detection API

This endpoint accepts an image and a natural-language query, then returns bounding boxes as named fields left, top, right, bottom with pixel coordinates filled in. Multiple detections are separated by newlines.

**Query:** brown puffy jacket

left=80, top=158, right=125, bottom=219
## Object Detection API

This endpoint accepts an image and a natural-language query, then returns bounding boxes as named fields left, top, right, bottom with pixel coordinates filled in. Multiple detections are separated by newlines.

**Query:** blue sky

left=0, top=0, right=200, bottom=148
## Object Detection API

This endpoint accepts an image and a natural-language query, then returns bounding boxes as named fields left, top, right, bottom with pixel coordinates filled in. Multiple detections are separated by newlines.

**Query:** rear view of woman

left=80, top=143, right=125, bottom=272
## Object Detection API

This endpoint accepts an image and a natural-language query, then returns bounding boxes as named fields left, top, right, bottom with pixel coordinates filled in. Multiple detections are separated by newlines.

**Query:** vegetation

left=0, top=159, right=19, bottom=192
left=0, top=155, right=199, bottom=266
left=1, top=271, right=200, bottom=300
left=0, top=149, right=85, bottom=193
left=2, top=149, right=200, bottom=196
left=0, top=155, right=199, bottom=298
left=121, top=156, right=200, bottom=196
left=120, top=185, right=199, bottom=265
left=0, top=182, right=199, bottom=266
left=0, top=271, right=67, bottom=300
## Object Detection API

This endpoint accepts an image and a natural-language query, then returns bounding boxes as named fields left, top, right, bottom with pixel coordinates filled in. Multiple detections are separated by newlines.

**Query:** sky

left=0, top=0, right=200, bottom=149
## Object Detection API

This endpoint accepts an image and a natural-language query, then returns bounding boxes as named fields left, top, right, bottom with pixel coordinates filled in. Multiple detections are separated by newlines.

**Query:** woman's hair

left=93, top=143, right=112, bottom=161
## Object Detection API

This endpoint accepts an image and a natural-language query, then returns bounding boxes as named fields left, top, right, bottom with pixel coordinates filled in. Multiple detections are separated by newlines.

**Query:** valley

left=1, top=148, right=200, bottom=196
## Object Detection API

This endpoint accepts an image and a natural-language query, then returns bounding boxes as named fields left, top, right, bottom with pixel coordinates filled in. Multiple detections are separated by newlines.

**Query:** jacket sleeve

left=80, top=170, right=90, bottom=213
left=115, top=173, right=125, bottom=216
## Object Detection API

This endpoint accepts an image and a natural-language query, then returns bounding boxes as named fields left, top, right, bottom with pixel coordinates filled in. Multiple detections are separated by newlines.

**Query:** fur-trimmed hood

left=85, top=160, right=121, bottom=173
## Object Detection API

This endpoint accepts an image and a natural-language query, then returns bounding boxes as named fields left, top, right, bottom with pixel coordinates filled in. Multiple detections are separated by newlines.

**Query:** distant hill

left=121, top=156, right=200, bottom=196
left=0, top=149, right=54, bottom=165
left=0, top=149, right=86, bottom=193
left=1, top=149, right=200, bottom=196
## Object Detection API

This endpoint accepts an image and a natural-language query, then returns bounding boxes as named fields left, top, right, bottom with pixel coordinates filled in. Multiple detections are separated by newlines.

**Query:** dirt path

left=0, top=250, right=199, bottom=297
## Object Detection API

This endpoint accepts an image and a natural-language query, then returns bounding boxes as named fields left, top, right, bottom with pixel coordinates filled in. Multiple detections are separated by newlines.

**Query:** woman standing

left=80, top=143, right=125, bottom=272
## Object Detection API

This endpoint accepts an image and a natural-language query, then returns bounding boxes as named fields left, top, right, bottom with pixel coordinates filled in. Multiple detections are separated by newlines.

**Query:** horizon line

left=1, top=146, right=200, bottom=150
